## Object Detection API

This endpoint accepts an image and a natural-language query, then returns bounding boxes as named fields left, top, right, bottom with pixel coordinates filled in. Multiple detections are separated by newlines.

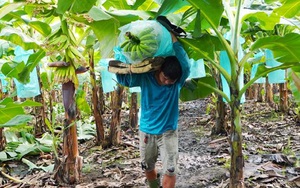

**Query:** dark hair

left=161, top=56, right=182, bottom=81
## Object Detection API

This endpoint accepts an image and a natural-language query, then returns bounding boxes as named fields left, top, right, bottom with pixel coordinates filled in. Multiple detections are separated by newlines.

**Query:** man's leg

left=139, top=131, right=160, bottom=187
left=158, top=130, right=179, bottom=188
left=145, top=169, right=157, bottom=180
left=146, top=169, right=161, bottom=188
left=162, top=174, right=176, bottom=188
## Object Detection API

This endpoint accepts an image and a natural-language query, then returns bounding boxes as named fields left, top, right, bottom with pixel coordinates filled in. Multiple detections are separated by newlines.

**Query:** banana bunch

left=64, top=28, right=85, bottom=63
left=66, top=46, right=85, bottom=62
left=120, top=27, right=158, bottom=62
left=44, top=29, right=70, bottom=52
left=53, top=66, right=78, bottom=86
left=47, top=19, right=86, bottom=89
left=45, top=29, right=84, bottom=62
left=35, top=7, right=55, bottom=18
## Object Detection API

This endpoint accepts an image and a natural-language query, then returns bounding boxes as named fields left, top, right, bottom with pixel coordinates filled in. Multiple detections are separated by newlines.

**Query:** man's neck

left=154, top=71, right=162, bottom=85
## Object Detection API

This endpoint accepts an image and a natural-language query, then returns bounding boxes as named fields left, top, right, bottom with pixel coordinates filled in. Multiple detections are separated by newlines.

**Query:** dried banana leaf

left=108, top=57, right=165, bottom=74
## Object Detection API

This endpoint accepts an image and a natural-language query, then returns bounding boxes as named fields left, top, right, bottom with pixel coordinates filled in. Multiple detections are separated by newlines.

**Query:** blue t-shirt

left=116, top=42, right=190, bottom=135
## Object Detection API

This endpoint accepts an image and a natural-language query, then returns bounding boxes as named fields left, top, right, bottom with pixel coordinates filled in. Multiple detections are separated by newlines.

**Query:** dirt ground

left=1, top=98, right=300, bottom=188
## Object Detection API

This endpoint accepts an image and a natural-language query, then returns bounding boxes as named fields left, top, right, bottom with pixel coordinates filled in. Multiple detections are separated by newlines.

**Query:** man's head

left=156, top=56, right=182, bottom=85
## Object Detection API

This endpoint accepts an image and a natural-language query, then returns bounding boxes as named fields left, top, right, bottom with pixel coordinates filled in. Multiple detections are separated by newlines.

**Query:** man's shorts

left=139, top=129, right=179, bottom=176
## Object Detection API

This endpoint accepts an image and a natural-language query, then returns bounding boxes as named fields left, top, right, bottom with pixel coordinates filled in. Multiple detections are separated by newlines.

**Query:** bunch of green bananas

left=53, top=65, right=78, bottom=86
left=44, top=28, right=69, bottom=52
left=44, top=28, right=84, bottom=62
left=120, top=27, right=158, bottom=62
left=46, top=21, right=85, bottom=88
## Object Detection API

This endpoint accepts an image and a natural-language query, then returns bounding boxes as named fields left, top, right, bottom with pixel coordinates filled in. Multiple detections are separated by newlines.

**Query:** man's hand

left=157, top=16, right=187, bottom=37
left=171, top=32, right=178, bottom=43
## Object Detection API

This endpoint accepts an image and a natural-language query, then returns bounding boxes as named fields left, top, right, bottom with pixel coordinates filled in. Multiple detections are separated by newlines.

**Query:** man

left=116, top=29, right=190, bottom=188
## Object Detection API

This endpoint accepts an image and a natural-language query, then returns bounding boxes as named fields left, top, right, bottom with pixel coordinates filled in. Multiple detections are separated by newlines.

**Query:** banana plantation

left=0, top=0, right=300, bottom=187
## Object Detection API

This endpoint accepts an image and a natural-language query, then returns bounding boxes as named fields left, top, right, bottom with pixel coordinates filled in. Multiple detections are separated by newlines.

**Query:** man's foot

left=147, top=173, right=162, bottom=188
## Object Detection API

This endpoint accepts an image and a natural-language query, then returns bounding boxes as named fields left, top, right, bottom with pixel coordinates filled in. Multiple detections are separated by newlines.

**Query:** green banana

left=39, top=8, right=55, bottom=17
left=69, top=46, right=84, bottom=59
left=66, top=48, right=75, bottom=59
left=131, top=44, right=138, bottom=60
left=57, top=38, right=70, bottom=51
left=140, top=39, right=157, bottom=46
left=122, top=41, right=131, bottom=52
left=48, top=35, right=64, bottom=46
left=54, top=66, right=77, bottom=84
left=119, top=29, right=159, bottom=62
left=67, top=66, right=73, bottom=81
left=139, top=33, right=156, bottom=41
left=68, top=29, right=77, bottom=46
left=127, top=43, right=133, bottom=52
left=47, top=28, right=62, bottom=41
left=120, top=40, right=130, bottom=48
left=139, top=45, right=154, bottom=57
left=54, top=67, right=65, bottom=83
left=135, top=45, right=144, bottom=60
left=137, top=28, right=154, bottom=38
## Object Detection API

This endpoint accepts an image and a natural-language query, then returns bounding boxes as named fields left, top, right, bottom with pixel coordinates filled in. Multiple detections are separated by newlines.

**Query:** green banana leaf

left=40, top=72, right=51, bottom=91
left=180, top=77, right=216, bottom=101
left=1, top=131, right=53, bottom=162
left=16, top=142, right=51, bottom=158
left=102, top=0, right=146, bottom=10
left=88, top=6, right=113, bottom=21
left=242, top=12, right=280, bottom=30
left=28, top=21, right=52, bottom=37
left=1, top=49, right=45, bottom=83
left=0, top=2, right=25, bottom=20
left=22, top=158, right=54, bottom=172
left=77, top=120, right=96, bottom=140
left=264, top=0, right=278, bottom=4
left=251, top=33, right=300, bottom=63
left=157, top=0, right=190, bottom=16
left=1, top=61, right=25, bottom=78
left=0, top=98, right=41, bottom=125
left=76, top=87, right=91, bottom=114
left=0, top=151, right=8, bottom=161
left=179, top=35, right=225, bottom=60
left=56, top=0, right=97, bottom=14
left=0, top=115, right=33, bottom=128
left=186, top=0, right=223, bottom=29
left=0, top=143, right=51, bottom=162
left=0, top=27, right=41, bottom=51
left=273, top=0, right=300, bottom=18
left=88, top=8, right=140, bottom=58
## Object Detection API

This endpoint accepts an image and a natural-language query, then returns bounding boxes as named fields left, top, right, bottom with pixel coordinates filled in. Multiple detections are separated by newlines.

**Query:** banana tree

left=87, top=44, right=105, bottom=146
left=242, top=12, right=298, bottom=110
left=0, top=0, right=165, bottom=165
left=182, top=0, right=300, bottom=187
left=0, top=0, right=90, bottom=183
left=43, top=0, right=102, bottom=182
left=289, top=70, right=300, bottom=121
